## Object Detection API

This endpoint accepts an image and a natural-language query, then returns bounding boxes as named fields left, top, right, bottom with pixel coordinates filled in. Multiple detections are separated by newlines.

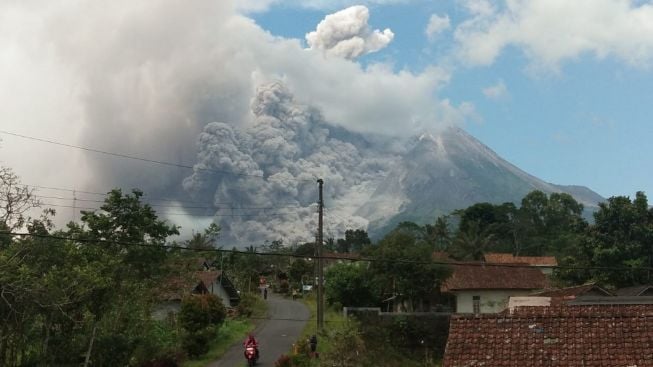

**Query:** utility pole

left=72, top=190, right=77, bottom=222
left=316, top=178, right=324, bottom=331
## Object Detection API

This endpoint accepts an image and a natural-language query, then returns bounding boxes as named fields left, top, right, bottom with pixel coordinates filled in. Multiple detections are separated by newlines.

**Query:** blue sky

left=251, top=0, right=653, bottom=199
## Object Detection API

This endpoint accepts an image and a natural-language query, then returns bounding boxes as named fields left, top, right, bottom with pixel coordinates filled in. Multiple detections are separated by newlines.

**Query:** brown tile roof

left=484, top=253, right=558, bottom=266
left=532, top=283, right=614, bottom=297
left=441, top=263, right=548, bottom=292
left=195, top=270, right=222, bottom=288
left=444, top=304, right=653, bottom=366
left=159, top=271, right=222, bottom=301
left=615, top=284, right=653, bottom=296
left=432, top=251, right=451, bottom=261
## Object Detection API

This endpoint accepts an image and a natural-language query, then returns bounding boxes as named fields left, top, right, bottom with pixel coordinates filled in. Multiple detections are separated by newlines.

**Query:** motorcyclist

left=243, top=334, right=259, bottom=360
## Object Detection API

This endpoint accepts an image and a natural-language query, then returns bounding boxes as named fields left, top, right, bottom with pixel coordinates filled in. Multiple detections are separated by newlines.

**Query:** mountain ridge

left=357, top=127, right=604, bottom=237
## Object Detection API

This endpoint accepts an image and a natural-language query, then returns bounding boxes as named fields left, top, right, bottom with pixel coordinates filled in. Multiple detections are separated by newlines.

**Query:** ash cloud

left=306, top=5, right=394, bottom=59
left=0, top=0, right=469, bottom=240
left=183, top=82, right=394, bottom=244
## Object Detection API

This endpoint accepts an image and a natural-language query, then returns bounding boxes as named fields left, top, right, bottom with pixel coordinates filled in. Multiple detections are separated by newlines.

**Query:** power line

left=0, top=130, right=315, bottom=183
left=30, top=194, right=301, bottom=211
left=37, top=202, right=298, bottom=218
left=25, top=184, right=108, bottom=197
left=3, top=231, right=653, bottom=273
left=22, top=183, right=304, bottom=208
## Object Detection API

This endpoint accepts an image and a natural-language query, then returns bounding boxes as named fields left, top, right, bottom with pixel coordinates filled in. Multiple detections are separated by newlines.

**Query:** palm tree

left=451, top=221, right=496, bottom=261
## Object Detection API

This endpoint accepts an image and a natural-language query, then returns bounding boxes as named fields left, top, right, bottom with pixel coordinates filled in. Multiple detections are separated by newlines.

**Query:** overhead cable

left=0, top=130, right=315, bottom=183
left=3, top=231, right=652, bottom=273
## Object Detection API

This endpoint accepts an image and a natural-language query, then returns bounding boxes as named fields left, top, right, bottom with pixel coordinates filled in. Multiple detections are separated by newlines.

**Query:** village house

left=153, top=270, right=240, bottom=320
left=615, top=284, right=653, bottom=297
left=441, top=263, right=548, bottom=313
left=484, top=252, right=558, bottom=274
left=444, top=300, right=653, bottom=366
left=532, top=282, right=614, bottom=298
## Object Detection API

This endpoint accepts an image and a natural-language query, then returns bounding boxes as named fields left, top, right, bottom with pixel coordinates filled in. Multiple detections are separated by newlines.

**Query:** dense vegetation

left=0, top=166, right=262, bottom=366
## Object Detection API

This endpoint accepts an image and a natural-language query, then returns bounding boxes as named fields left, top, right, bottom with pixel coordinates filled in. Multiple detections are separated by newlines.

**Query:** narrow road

left=208, top=293, right=310, bottom=367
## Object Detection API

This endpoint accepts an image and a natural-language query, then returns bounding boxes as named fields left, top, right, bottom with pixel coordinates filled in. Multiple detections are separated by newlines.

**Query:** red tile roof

left=484, top=253, right=558, bottom=266
left=442, top=263, right=548, bottom=292
left=444, top=304, right=653, bottom=366
left=532, top=283, right=614, bottom=297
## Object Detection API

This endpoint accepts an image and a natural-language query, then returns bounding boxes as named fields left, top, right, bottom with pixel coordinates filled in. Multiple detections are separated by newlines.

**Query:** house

left=484, top=253, right=558, bottom=274
left=153, top=270, right=240, bottom=320
left=615, top=284, right=653, bottom=297
left=195, top=270, right=240, bottom=307
left=532, top=282, right=614, bottom=298
left=444, top=302, right=653, bottom=366
left=441, top=263, right=548, bottom=313
left=322, top=251, right=360, bottom=269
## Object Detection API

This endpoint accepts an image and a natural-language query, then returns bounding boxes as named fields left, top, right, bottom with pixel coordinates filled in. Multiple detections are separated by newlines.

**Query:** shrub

left=93, top=334, right=132, bottom=366
left=181, top=330, right=211, bottom=358
left=178, top=294, right=226, bottom=333
left=278, top=280, right=289, bottom=294
left=274, top=354, right=292, bottom=367
left=237, top=292, right=264, bottom=318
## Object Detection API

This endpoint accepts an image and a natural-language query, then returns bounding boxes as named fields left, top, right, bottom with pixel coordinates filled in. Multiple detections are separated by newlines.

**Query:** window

left=472, top=295, right=481, bottom=314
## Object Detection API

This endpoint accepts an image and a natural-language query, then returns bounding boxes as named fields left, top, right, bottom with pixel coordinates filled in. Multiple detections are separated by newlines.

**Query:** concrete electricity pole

left=316, top=178, right=324, bottom=331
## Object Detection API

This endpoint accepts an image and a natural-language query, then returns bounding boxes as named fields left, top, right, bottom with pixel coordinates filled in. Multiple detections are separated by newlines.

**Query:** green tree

left=334, top=229, right=371, bottom=253
left=325, top=263, right=380, bottom=307
left=369, top=230, right=451, bottom=311
left=555, top=192, right=653, bottom=288
left=0, top=166, right=40, bottom=231
left=450, top=221, right=496, bottom=261
left=426, top=215, right=452, bottom=251
left=288, top=259, right=314, bottom=285
left=187, top=223, right=221, bottom=250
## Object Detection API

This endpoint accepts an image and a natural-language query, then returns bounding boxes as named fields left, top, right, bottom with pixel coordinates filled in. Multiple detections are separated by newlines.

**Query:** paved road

left=208, top=293, right=310, bottom=367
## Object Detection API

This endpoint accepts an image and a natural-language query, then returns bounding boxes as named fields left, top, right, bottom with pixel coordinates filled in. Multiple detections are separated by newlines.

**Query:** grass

left=181, top=319, right=254, bottom=367
left=295, top=295, right=443, bottom=367
left=294, top=294, right=348, bottom=360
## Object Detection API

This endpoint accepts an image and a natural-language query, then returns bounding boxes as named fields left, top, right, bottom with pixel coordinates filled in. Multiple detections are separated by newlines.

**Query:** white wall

left=453, top=290, right=535, bottom=313
left=208, top=280, right=232, bottom=308
left=152, top=301, right=181, bottom=321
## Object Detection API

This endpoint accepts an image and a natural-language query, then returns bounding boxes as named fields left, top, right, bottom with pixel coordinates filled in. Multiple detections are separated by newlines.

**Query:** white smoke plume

left=0, top=0, right=468, bottom=240
left=183, top=82, right=395, bottom=244
left=306, top=5, right=394, bottom=59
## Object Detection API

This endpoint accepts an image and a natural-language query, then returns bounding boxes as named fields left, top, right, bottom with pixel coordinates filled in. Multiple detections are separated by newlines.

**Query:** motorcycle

left=245, top=345, right=258, bottom=366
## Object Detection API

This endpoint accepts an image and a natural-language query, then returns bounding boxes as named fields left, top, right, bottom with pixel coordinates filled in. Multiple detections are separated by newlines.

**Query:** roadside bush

left=275, top=354, right=292, bottom=367
left=274, top=353, right=312, bottom=367
left=181, top=329, right=212, bottom=358
left=179, top=294, right=226, bottom=333
left=131, top=321, right=180, bottom=366
left=279, top=280, right=289, bottom=294
left=178, top=294, right=226, bottom=357
left=321, top=321, right=366, bottom=367
left=93, top=334, right=132, bottom=366
left=140, top=356, right=179, bottom=367
left=237, top=292, right=265, bottom=318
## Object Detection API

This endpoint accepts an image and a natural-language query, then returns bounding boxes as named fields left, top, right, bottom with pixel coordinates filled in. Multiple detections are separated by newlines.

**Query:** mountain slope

left=357, top=127, right=604, bottom=237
